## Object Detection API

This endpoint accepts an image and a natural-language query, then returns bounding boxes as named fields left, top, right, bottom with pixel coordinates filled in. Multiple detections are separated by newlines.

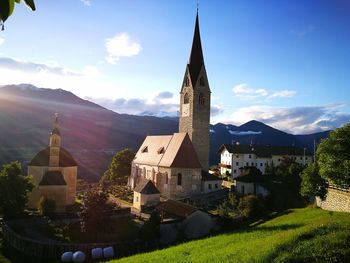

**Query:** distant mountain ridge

left=0, top=84, right=330, bottom=181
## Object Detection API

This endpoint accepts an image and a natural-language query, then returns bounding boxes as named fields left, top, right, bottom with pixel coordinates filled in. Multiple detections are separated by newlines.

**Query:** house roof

left=218, top=144, right=310, bottom=158
left=39, top=170, right=67, bottom=186
left=235, top=167, right=262, bottom=183
left=29, top=147, right=77, bottom=167
left=202, top=171, right=222, bottom=181
left=133, top=133, right=202, bottom=169
left=155, top=199, right=198, bottom=219
left=134, top=179, right=160, bottom=195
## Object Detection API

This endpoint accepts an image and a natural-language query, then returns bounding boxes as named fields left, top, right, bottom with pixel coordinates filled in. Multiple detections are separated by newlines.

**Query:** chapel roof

left=155, top=199, right=198, bottom=219
left=134, top=179, right=160, bottom=195
left=28, top=147, right=77, bottom=167
left=39, top=170, right=67, bottom=186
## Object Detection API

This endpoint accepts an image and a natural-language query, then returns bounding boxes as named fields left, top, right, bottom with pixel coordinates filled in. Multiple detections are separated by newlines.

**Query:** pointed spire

left=188, top=11, right=205, bottom=86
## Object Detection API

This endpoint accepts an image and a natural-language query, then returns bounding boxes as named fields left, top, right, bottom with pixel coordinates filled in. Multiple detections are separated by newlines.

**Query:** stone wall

left=316, top=186, right=350, bottom=213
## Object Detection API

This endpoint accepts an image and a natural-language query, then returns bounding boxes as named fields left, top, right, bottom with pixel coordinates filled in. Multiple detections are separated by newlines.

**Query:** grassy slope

left=111, top=207, right=350, bottom=263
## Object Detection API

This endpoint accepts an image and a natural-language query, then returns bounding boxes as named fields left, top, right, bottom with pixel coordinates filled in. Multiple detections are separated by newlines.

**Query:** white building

left=218, top=144, right=312, bottom=178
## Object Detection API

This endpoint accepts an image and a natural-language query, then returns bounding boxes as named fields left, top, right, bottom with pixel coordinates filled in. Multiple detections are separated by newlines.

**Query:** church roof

left=39, top=170, right=67, bottom=186
left=188, top=12, right=205, bottom=86
left=134, top=179, right=160, bottom=194
left=133, top=133, right=202, bottom=169
left=29, top=147, right=77, bottom=167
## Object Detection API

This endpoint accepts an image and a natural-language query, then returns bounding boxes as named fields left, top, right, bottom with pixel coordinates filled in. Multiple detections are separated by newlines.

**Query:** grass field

left=110, top=207, right=350, bottom=263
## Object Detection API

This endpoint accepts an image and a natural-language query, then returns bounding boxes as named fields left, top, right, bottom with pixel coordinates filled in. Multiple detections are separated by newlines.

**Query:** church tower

left=179, top=12, right=211, bottom=171
left=49, top=113, right=61, bottom=168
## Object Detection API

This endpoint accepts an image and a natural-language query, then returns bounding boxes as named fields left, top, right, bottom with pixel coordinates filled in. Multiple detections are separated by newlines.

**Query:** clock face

left=182, top=104, right=190, bottom=117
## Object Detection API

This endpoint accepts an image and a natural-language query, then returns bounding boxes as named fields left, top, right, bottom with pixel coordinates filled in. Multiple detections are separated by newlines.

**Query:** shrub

left=238, top=195, right=264, bottom=218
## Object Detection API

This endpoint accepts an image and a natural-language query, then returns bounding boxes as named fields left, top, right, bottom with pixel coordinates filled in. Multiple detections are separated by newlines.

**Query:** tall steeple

left=49, top=113, right=61, bottom=168
left=179, top=12, right=211, bottom=171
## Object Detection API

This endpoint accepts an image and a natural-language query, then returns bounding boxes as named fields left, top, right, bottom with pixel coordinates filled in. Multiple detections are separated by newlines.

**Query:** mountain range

left=0, top=84, right=330, bottom=181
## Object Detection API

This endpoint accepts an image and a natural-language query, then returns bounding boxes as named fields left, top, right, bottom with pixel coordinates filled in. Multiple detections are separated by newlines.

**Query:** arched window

left=177, top=173, right=182, bottom=186
left=185, top=77, right=190, bottom=87
left=199, top=76, right=205, bottom=86
left=184, top=93, right=189, bottom=104
left=165, top=173, right=168, bottom=184
left=199, top=93, right=205, bottom=105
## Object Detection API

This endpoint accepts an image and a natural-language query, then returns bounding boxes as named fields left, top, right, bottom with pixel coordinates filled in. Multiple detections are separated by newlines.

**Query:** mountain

left=0, top=84, right=330, bottom=181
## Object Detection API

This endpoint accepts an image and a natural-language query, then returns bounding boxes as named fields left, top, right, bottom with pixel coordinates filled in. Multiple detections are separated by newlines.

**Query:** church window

left=165, top=174, right=168, bottom=184
left=199, top=76, right=205, bottom=86
left=236, top=162, right=239, bottom=166
left=241, top=185, right=245, bottom=195
left=199, top=93, right=205, bottom=105
left=185, top=76, right=190, bottom=87
left=141, top=146, right=148, bottom=153
left=184, top=93, right=189, bottom=104
left=177, top=173, right=182, bottom=186
left=249, top=154, right=252, bottom=158
left=215, top=184, right=218, bottom=189
left=208, top=184, right=212, bottom=190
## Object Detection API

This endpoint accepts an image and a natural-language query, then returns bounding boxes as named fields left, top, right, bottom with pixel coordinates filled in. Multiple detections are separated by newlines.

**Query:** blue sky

left=0, top=0, right=349, bottom=134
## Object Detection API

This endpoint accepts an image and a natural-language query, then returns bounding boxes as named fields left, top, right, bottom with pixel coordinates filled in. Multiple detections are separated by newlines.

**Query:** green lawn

left=110, top=207, right=350, bottom=263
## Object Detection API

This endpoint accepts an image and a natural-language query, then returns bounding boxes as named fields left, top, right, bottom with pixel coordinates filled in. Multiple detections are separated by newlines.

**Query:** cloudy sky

left=0, top=0, right=350, bottom=134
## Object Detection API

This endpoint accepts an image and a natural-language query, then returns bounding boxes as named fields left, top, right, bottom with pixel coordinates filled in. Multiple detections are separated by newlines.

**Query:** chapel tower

left=49, top=113, right=61, bottom=168
left=179, top=12, right=211, bottom=171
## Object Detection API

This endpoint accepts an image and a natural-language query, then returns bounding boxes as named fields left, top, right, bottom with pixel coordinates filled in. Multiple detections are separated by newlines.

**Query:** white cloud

left=80, top=0, right=91, bottom=6
left=105, top=33, right=142, bottom=64
left=232, top=83, right=268, bottom=99
left=226, top=104, right=350, bottom=134
left=269, top=90, right=296, bottom=98
left=232, top=83, right=296, bottom=100
left=0, top=37, right=4, bottom=45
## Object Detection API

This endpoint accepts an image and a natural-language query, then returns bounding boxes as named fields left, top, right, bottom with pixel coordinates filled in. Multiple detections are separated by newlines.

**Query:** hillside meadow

left=110, top=207, right=350, bottom=263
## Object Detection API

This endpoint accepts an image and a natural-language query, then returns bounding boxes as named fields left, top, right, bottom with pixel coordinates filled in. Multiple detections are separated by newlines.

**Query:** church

left=128, top=12, right=214, bottom=199
left=27, top=114, right=77, bottom=212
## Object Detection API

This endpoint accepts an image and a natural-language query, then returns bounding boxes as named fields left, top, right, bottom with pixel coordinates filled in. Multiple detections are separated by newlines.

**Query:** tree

left=101, top=148, right=135, bottom=182
left=139, top=211, right=161, bottom=242
left=317, top=123, right=350, bottom=186
left=238, top=195, right=264, bottom=218
left=300, top=163, right=327, bottom=199
left=0, top=0, right=35, bottom=29
left=79, top=189, right=114, bottom=233
left=0, top=161, right=33, bottom=218
left=38, top=196, right=56, bottom=216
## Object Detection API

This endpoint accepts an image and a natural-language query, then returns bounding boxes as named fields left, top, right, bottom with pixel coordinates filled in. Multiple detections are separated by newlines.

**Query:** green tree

left=79, top=189, right=114, bottom=233
left=0, top=161, right=33, bottom=218
left=102, top=148, right=135, bottom=182
left=317, top=123, right=350, bottom=186
left=0, top=0, right=35, bottom=29
left=139, top=211, right=161, bottom=242
left=300, top=163, right=327, bottom=199
left=38, top=196, right=56, bottom=216
left=238, top=195, right=264, bottom=218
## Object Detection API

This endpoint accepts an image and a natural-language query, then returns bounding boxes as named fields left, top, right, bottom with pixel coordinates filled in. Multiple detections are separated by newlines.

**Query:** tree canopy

left=101, top=148, right=135, bottom=182
left=317, top=123, right=350, bottom=186
left=0, top=161, right=33, bottom=218
left=0, top=0, right=35, bottom=29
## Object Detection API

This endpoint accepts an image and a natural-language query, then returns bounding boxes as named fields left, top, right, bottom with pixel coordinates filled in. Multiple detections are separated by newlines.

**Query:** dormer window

left=157, top=147, right=165, bottom=154
left=199, top=93, right=205, bottom=105
left=184, top=93, right=189, bottom=104
left=141, top=146, right=148, bottom=153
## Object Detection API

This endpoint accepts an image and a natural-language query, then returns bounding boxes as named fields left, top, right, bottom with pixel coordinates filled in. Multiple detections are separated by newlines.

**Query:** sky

left=0, top=0, right=350, bottom=134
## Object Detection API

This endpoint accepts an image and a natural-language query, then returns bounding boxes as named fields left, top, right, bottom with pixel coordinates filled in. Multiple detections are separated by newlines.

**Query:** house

left=234, top=167, right=269, bottom=197
left=133, top=179, right=160, bottom=211
left=27, top=114, right=77, bottom=212
left=128, top=11, right=212, bottom=200
left=219, top=144, right=312, bottom=178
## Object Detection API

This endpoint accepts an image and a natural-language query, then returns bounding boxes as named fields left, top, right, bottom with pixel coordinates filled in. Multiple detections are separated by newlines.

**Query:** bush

left=38, top=196, right=56, bottom=215
left=238, top=195, right=264, bottom=218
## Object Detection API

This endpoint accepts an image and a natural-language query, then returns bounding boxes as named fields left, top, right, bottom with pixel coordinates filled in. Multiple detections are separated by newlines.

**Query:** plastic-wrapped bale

left=91, top=248, right=103, bottom=260
left=103, top=246, right=114, bottom=258
left=73, top=251, right=86, bottom=263
left=61, top=251, right=73, bottom=262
